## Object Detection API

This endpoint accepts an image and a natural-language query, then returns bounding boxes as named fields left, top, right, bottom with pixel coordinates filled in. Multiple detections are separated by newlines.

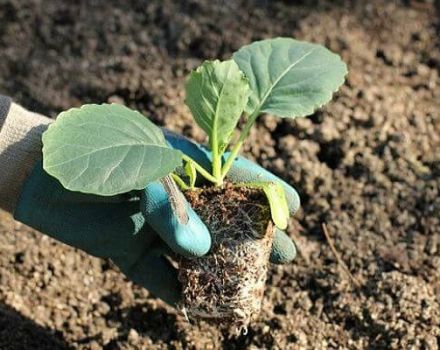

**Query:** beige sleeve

left=0, top=102, right=53, bottom=212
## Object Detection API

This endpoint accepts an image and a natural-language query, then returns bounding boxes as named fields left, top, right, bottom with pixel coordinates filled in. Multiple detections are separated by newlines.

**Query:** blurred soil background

left=0, top=0, right=439, bottom=349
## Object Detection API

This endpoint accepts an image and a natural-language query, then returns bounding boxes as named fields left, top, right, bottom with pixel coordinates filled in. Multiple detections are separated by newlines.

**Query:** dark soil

left=0, top=0, right=439, bottom=349
left=180, top=185, right=273, bottom=329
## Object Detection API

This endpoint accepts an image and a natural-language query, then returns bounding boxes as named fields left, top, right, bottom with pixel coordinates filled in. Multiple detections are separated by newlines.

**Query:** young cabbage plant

left=42, top=37, right=347, bottom=230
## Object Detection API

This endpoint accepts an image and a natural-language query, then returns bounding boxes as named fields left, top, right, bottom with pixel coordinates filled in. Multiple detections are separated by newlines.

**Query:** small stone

left=107, top=95, right=125, bottom=105
left=128, top=328, right=140, bottom=342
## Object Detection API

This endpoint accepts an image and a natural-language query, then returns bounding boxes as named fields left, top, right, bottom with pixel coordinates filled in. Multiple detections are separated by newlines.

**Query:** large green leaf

left=185, top=59, right=250, bottom=151
left=233, top=37, right=347, bottom=118
left=42, top=104, right=182, bottom=196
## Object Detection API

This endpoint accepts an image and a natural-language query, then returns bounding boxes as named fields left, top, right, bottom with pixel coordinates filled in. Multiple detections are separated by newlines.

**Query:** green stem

left=210, top=136, right=223, bottom=186
left=171, top=173, right=190, bottom=190
left=220, top=112, right=258, bottom=179
left=182, top=154, right=219, bottom=184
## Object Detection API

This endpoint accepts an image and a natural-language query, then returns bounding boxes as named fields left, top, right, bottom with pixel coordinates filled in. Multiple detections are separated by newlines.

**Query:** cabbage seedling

left=42, top=37, right=347, bottom=327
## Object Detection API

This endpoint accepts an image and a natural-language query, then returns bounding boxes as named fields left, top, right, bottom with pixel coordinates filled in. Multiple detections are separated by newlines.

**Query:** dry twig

left=322, top=223, right=361, bottom=288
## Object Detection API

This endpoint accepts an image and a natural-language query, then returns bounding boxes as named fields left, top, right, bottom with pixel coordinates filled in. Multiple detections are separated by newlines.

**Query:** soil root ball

left=178, top=184, right=275, bottom=329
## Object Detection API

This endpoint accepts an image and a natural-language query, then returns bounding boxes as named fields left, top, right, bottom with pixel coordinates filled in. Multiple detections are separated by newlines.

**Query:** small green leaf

left=42, top=103, right=182, bottom=196
left=233, top=37, right=347, bottom=118
left=237, top=181, right=290, bottom=230
left=184, top=161, right=197, bottom=188
left=185, top=59, right=250, bottom=151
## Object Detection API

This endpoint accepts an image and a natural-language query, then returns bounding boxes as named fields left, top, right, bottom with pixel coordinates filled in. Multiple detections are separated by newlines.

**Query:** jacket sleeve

left=0, top=96, right=52, bottom=213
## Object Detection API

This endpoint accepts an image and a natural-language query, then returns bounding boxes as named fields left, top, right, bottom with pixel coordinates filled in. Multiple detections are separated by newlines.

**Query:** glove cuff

left=0, top=95, right=12, bottom=131
left=0, top=102, right=52, bottom=212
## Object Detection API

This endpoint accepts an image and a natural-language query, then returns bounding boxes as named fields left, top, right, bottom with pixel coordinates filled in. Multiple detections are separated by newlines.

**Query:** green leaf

left=233, top=37, right=347, bottom=118
left=185, top=59, right=250, bottom=151
left=237, top=181, right=290, bottom=230
left=42, top=103, right=182, bottom=196
left=184, top=161, right=197, bottom=188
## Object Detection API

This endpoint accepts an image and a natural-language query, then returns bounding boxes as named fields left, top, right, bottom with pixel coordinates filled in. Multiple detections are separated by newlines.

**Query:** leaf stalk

left=220, top=111, right=258, bottom=180
left=182, top=154, right=219, bottom=185
left=171, top=173, right=190, bottom=190
left=210, top=132, right=223, bottom=186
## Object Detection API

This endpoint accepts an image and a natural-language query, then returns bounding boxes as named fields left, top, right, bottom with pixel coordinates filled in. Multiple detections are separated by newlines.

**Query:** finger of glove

left=270, top=228, right=297, bottom=264
left=225, top=155, right=300, bottom=216
left=114, top=244, right=180, bottom=306
left=163, top=129, right=212, bottom=171
left=140, top=181, right=211, bottom=258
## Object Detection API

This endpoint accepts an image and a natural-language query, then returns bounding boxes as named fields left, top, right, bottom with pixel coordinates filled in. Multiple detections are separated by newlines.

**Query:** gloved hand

left=7, top=105, right=299, bottom=305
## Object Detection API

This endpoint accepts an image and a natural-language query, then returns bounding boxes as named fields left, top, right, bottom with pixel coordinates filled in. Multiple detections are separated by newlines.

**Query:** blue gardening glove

left=14, top=131, right=299, bottom=305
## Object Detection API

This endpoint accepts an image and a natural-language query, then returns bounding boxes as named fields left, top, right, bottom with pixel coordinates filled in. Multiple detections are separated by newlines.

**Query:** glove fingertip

left=270, top=228, right=297, bottom=264
left=172, top=204, right=211, bottom=257
left=283, top=184, right=301, bottom=216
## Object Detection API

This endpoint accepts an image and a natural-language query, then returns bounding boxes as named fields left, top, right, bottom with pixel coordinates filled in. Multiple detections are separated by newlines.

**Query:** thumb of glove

left=140, top=181, right=211, bottom=258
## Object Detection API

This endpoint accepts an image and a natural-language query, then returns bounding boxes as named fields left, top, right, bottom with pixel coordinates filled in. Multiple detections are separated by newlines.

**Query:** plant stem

left=220, top=112, right=258, bottom=179
left=210, top=135, right=223, bottom=186
left=171, top=173, right=190, bottom=190
left=182, top=154, right=219, bottom=184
